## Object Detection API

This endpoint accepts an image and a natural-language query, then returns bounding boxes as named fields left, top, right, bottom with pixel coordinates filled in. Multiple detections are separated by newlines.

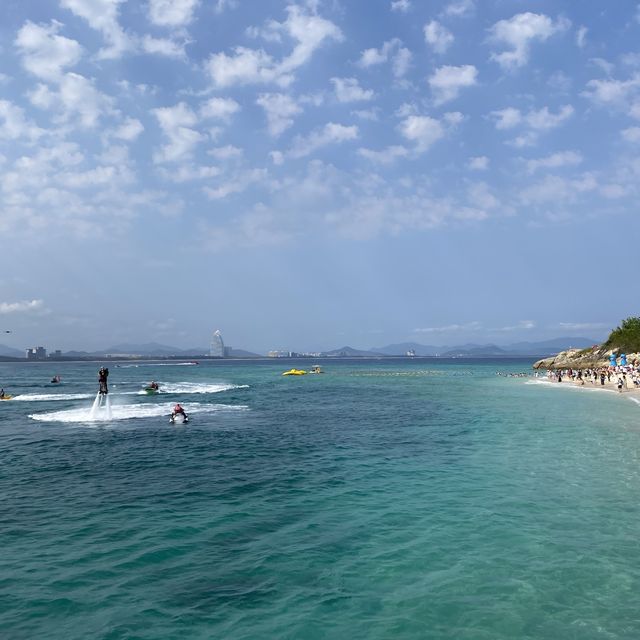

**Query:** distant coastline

left=0, top=354, right=547, bottom=365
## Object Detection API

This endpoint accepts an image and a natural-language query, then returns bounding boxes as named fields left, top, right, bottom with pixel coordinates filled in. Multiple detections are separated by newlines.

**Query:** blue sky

left=1, top=0, right=639, bottom=353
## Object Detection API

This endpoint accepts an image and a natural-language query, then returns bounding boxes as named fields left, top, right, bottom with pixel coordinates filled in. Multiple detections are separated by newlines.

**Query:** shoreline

left=534, top=372, right=640, bottom=397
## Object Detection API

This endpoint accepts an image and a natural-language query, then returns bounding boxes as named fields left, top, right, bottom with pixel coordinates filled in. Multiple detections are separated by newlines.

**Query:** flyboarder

left=98, top=367, right=109, bottom=395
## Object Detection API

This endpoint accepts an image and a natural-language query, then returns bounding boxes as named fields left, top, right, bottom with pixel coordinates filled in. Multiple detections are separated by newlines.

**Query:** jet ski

left=169, top=413, right=189, bottom=424
left=0, top=394, right=13, bottom=401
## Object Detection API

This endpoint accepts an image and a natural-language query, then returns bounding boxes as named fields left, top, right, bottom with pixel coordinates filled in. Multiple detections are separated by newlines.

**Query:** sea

left=2, top=358, right=640, bottom=640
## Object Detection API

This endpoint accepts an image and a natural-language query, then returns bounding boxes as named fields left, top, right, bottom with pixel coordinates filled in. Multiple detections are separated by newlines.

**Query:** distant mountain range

left=1, top=337, right=598, bottom=360
left=370, top=337, right=597, bottom=357
left=0, top=343, right=24, bottom=357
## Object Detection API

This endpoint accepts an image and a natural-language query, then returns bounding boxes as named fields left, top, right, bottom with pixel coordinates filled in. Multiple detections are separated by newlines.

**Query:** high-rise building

left=26, top=346, right=47, bottom=360
left=210, top=330, right=225, bottom=357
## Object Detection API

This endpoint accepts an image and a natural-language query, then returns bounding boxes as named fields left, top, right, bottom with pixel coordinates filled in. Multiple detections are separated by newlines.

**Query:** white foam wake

left=29, top=401, right=248, bottom=423
left=12, top=393, right=93, bottom=402
left=117, top=362, right=199, bottom=368
left=135, top=382, right=248, bottom=395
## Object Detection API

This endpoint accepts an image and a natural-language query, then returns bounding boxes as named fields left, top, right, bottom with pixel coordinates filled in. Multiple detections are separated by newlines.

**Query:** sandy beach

left=538, top=370, right=640, bottom=397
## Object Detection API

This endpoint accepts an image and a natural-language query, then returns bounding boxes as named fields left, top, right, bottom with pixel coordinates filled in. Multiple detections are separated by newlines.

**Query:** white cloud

left=519, top=173, right=597, bottom=205
left=391, top=0, right=411, bottom=13
left=289, top=122, right=358, bottom=158
left=576, top=26, right=587, bottom=48
left=214, top=0, right=238, bottom=13
left=526, top=150, right=583, bottom=173
left=583, top=74, right=640, bottom=111
left=359, top=41, right=395, bottom=67
left=357, top=145, right=409, bottom=164
left=548, top=71, right=571, bottom=93
left=600, top=183, right=626, bottom=199
left=28, top=73, right=115, bottom=128
left=490, top=107, right=521, bottom=129
left=207, top=47, right=282, bottom=87
left=468, top=156, right=489, bottom=170
left=203, top=168, right=267, bottom=199
left=526, top=105, right=574, bottom=130
left=0, top=100, right=45, bottom=142
left=331, top=77, right=374, bottom=103
left=489, top=13, right=570, bottom=70
left=113, top=117, right=144, bottom=141
left=392, top=47, right=412, bottom=78
left=398, top=115, right=444, bottom=152
left=443, top=0, right=474, bottom=18
left=357, top=38, right=411, bottom=79
left=270, top=150, right=284, bottom=165
left=0, top=299, right=46, bottom=314
left=208, top=145, right=243, bottom=160
left=467, top=181, right=499, bottom=210
left=0, top=141, right=177, bottom=237
left=152, top=102, right=204, bottom=163
left=424, top=21, right=454, bottom=54
left=428, top=65, right=478, bottom=105
left=206, top=5, right=342, bottom=88
left=199, top=97, right=240, bottom=121
left=148, top=0, right=200, bottom=27
left=352, top=108, right=380, bottom=121
left=256, top=93, right=302, bottom=136
left=141, top=36, right=186, bottom=58
left=15, top=20, right=83, bottom=80
left=621, top=126, right=640, bottom=142
left=490, top=105, right=573, bottom=145
left=60, top=0, right=130, bottom=59
left=160, top=164, right=220, bottom=183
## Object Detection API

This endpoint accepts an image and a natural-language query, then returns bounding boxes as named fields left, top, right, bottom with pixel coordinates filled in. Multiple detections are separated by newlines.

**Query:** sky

left=1, top=0, right=639, bottom=354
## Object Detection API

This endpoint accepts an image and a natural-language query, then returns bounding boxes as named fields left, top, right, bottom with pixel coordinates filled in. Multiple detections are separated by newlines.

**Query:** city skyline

left=1, top=1, right=638, bottom=353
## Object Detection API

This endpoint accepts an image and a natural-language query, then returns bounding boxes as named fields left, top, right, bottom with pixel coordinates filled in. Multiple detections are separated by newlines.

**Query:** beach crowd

left=538, top=363, right=640, bottom=392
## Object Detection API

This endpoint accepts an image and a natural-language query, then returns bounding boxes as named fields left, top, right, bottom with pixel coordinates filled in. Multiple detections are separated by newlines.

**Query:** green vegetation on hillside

left=604, top=316, right=640, bottom=353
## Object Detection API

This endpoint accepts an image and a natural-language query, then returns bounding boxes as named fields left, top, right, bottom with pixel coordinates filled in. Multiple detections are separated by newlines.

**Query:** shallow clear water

left=2, top=359, right=640, bottom=639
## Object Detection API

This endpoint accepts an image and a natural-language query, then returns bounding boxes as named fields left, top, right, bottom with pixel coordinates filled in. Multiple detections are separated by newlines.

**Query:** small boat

left=0, top=395, right=12, bottom=401
left=310, top=365, right=324, bottom=374
left=282, top=369, right=307, bottom=376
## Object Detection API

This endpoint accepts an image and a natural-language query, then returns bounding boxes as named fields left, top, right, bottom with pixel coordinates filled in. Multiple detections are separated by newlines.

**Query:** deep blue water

left=2, top=359, right=640, bottom=639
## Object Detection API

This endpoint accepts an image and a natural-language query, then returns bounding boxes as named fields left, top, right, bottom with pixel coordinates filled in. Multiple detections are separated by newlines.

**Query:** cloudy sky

left=1, top=0, right=638, bottom=353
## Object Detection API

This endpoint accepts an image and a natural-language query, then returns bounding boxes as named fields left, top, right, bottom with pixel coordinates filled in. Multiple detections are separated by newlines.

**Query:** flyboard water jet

left=89, top=366, right=112, bottom=420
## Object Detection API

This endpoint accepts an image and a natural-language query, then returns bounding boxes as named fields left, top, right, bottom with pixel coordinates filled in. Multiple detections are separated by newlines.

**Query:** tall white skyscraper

left=210, top=330, right=225, bottom=357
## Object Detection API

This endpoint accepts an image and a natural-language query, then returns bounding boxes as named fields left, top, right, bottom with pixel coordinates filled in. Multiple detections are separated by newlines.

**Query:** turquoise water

left=2, top=359, right=640, bottom=639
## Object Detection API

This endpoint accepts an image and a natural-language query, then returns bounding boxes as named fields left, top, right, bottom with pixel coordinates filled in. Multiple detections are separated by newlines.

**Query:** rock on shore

left=533, top=348, right=640, bottom=370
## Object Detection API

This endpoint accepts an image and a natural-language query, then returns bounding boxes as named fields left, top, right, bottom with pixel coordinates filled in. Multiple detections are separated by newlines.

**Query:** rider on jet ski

left=171, top=403, right=188, bottom=422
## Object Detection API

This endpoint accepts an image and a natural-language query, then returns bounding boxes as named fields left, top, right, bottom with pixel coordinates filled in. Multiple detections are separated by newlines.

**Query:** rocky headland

left=533, top=347, right=640, bottom=370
